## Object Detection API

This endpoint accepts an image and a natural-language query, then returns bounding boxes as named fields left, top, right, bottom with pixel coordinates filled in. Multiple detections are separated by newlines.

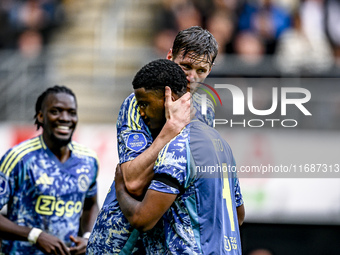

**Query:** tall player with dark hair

left=87, top=26, right=244, bottom=253
left=117, top=26, right=243, bottom=216
left=120, top=26, right=220, bottom=200
left=0, top=85, right=99, bottom=255
left=115, top=58, right=242, bottom=254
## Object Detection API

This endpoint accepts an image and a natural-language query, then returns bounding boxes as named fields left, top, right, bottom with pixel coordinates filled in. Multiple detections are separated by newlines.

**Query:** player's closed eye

left=138, top=103, right=147, bottom=109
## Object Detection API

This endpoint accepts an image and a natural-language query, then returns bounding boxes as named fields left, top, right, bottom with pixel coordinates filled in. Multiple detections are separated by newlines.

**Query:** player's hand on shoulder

left=36, top=231, right=70, bottom=255
left=164, top=86, right=191, bottom=134
left=68, top=235, right=88, bottom=255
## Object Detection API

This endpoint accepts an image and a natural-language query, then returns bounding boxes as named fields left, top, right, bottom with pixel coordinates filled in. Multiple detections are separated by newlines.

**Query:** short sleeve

left=0, top=150, right=23, bottom=210
left=148, top=129, right=188, bottom=194
left=116, top=94, right=153, bottom=164
left=230, top=157, right=243, bottom=207
left=234, top=177, right=244, bottom=207
left=85, top=157, right=99, bottom=198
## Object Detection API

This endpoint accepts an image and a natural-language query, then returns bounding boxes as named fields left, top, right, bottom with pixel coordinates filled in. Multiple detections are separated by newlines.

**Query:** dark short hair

left=132, top=59, right=187, bottom=96
left=171, top=26, right=218, bottom=66
left=34, top=85, right=76, bottom=130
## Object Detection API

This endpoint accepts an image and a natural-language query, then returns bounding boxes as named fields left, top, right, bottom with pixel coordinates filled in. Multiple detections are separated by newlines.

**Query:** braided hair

left=34, top=85, right=76, bottom=130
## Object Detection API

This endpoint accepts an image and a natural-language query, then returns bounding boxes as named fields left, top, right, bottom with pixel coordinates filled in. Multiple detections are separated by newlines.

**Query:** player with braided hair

left=34, top=86, right=77, bottom=130
left=0, top=85, right=99, bottom=255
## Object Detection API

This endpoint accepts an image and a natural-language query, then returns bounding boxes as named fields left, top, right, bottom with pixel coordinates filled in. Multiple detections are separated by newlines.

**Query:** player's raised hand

left=36, top=232, right=70, bottom=255
left=164, top=86, right=191, bottom=134
left=68, top=235, right=87, bottom=255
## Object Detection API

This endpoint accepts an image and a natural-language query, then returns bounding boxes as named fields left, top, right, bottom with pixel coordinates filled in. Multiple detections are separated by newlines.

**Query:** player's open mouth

left=56, top=126, right=72, bottom=134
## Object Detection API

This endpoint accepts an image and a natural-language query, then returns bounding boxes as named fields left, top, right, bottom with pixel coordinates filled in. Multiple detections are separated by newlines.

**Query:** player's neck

left=42, top=134, right=71, bottom=163
left=50, top=146, right=71, bottom=163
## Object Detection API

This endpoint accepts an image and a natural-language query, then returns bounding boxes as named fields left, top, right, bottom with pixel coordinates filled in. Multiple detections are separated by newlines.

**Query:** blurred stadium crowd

left=152, top=0, right=340, bottom=75
left=0, top=0, right=339, bottom=126
left=0, top=0, right=65, bottom=58
left=1, top=0, right=340, bottom=75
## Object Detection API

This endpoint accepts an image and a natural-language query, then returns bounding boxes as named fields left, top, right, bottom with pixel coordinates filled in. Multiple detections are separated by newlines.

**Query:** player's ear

left=166, top=49, right=173, bottom=61
left=37, top=111, right=44, bottom=124
left=171, top=91, right=179, bottom=101
left=208, top=62, right=214, bottom=73
left=165, top=86, right=177, bottom=102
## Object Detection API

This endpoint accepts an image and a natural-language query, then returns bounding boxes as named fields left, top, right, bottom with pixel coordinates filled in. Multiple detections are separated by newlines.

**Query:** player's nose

left=186, top=73, right=196, bottom=84
left=59, top=111, right=71, bottom=121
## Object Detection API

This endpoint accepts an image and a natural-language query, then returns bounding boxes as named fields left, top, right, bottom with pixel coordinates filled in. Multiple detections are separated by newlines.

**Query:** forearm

left=116, top=185, right=177, bottom=232
left=1, top=214, right=71, bottom=254
left=123, top=121, right=182, bottom=196
left=115, top=164, right=177, bottom=232
left=115, top=182, right=144, bottom=230
left=80, top=196, right=99, bottom=234
left=0, top=214, right=31, bottom=241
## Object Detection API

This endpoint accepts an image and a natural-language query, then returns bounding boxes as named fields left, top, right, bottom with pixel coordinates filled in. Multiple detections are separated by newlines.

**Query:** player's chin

left=150, top=120, right=165, bottom=130
left=149, top=124, right=163, bottom=134
left=52, top=133, right=73, bottom=146
left=188, top=83, right=200, bottom=93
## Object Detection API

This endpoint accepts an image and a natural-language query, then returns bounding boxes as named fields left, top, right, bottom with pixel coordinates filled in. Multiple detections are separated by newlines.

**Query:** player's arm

left=122, top=87, right=190, bottom=197
left=233, top=176, right=245, bottom=226
left=0, top=214, right=32, bottom=241
left=69, top=195, right=99, bottom=255
left=0, top=214, right=70, bottom=255
left=115, top=164, right=176, bottom=232
left=0, top=156, right=70, bottom=255
left=80, top=195, right=99, bottom=234
left=237, top=204, right=245, bottom=226
left=69, top=156, right=99, bottom=255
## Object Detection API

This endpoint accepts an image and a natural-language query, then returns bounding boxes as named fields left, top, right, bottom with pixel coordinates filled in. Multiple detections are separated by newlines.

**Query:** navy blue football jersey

left=0, top=136, right=98, bottom=254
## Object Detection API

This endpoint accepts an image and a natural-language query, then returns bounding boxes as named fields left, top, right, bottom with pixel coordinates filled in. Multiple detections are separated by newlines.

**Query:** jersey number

left=222, top=163, right=235, bottom=232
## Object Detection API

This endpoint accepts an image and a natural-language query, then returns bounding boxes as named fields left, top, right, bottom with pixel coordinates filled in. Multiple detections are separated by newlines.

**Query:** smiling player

left=0, top=85, right=99, bottom=255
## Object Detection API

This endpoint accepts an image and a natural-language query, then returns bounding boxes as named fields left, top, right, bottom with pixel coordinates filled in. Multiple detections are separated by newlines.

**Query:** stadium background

left=0, top=0, right=340, bottom=254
